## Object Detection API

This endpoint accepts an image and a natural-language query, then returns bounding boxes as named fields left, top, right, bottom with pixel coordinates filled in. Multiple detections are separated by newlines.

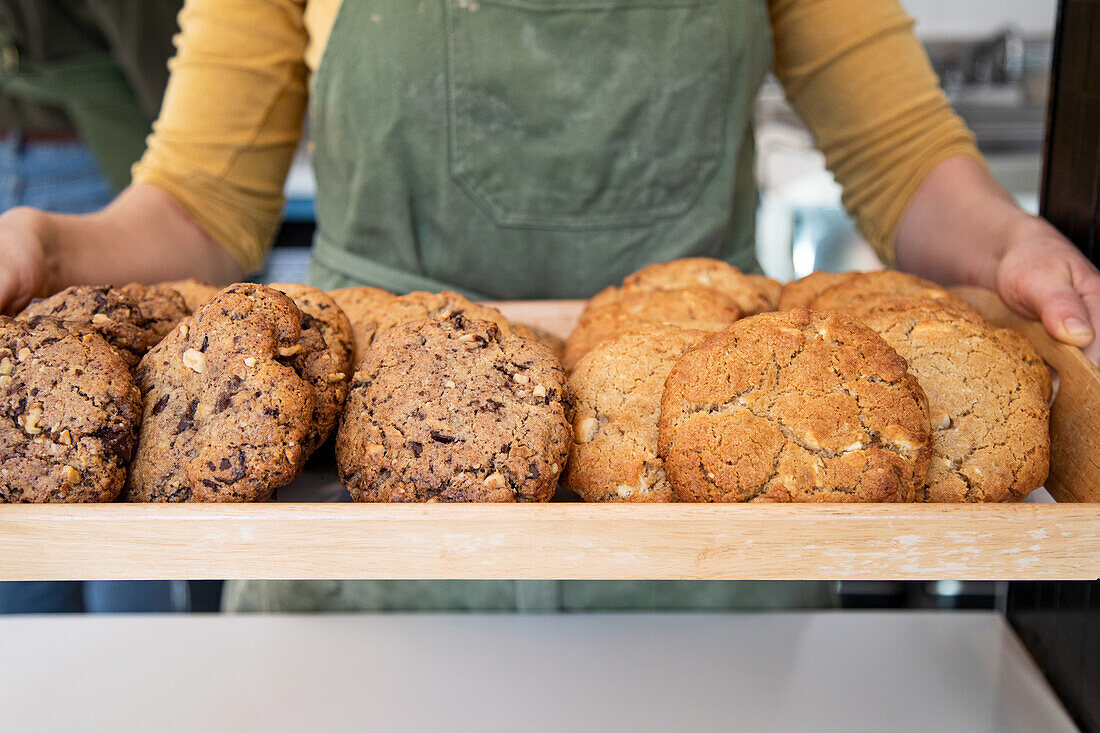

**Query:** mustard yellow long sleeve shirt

left=133, top=0, right=982, bottom=271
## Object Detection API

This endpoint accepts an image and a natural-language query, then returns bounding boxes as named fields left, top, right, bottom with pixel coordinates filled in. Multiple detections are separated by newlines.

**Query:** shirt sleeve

left=768, top=0, right=986, bottom=264
left=131, top=0, right=309, bottom=272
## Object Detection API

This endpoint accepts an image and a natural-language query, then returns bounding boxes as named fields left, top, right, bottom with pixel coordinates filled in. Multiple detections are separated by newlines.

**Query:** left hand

left=995, top=215, right=1100, bottom=364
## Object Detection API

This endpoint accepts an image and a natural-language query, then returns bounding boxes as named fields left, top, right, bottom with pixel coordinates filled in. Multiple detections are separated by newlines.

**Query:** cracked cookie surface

left=269, top=283, right=354, bottom=457
left=564, top=287, right=742, bottom=371
left=589, top=258, right=780, bottom=316
left=126, top=283, right=316, bottom=502
left=566, top=326, right=709, bottom=502
left=336, top=314, right=571, bottom=502
left=19, top=286, right=152, bottom=368
left=860, top=304, right=1050, bottom=502
left=659, top=308, right=932, bottom=502
left=0, top=316, right=141, bottom=502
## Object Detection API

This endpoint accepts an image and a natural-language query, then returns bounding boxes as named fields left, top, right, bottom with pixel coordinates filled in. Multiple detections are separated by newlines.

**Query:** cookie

left=860, top=305, right=1050, bottom=502
left=566, top=326, right=709, bottom=502
left=807, top=270, right=984, bottom=321
left=269, top=283, right=354, bottom=457
left=120, top=282, right=191, bottom=350
left=126, top=284, right=318, bottom=502
left=778, top=271, right=856, bottom=310
left=326, top=286, right=395, bottom=364
left=617, top=257, right=780, bottom=315
left=159, top=279, right=221, bottom=313
left=336, top=314, right=571, bottom=502
left=18, top=286, right=151, bottom=368
left=563, top=287, right=741, bottom=371
left=659, top=308, right=933, bottom=502
left=512, top=323, right=566, bottom=364
left=0, top=316, right=141, bottom=502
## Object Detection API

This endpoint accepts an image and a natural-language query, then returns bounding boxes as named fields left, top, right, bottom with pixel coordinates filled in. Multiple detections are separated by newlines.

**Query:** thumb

left=999, top=258, right=1095, bottom=347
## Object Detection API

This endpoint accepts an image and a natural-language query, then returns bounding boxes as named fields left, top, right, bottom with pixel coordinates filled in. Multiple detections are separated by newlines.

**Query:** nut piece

left=91, top=313, right=110, bottom=326
left=23, top=406, right=43, bottom=435
left=512, top=373, right=529, bottom=385
left=532, top=384, right=546, bottom=398
left=444, top=380, right=456, bottom=389
left=574, top=416, right=600, bottom=444
left=483, top=472, right=506, bottom=491
left=178, top=323, right=189, bottom=338
left=182, top=348, right=206, bottom=373
left=0, top=357, right=12, bottom=375
left=243, top=357, right=257, bottom=367
left=64, top=466, right=81, bottom=484
left=58, top=429, right=73, bottom=445
left=277, top=344, right=302, bottom=357
left=16, top=347, right=31, bottom=361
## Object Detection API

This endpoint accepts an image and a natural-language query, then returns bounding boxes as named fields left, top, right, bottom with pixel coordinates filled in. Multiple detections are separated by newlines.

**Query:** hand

left=996, top=216, right=1100, bottom=364
left=0, top=207, right=53, bottom=316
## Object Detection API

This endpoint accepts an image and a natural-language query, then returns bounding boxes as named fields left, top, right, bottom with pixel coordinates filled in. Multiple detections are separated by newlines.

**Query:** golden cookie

left=565, top=326, right=709, bottom=502
left=860, top=305, right=1050, bottom=502
left=564, top=287, right=741, bottom=371
left=659, top=308, right=933, bottom=502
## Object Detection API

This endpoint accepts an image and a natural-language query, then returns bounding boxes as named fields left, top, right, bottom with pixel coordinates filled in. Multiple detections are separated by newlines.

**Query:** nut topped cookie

left=126, top=284, right=318, bottom=502
left=120, top=282, right=191, bottom=350
left=659, top=308, right=933, bottom=502
left=18, top=286, right=150, bottom=368
left=566, top=326, right=709, bottom=502
left=269, top=283, right=354, bottom=457
left=336, top=314, right=571, bottom=503
left=564, top=287, right=741, bottom=371
left=0, top=316, right=141, bottom=503
left=860, top=304, right=1050, bottom=502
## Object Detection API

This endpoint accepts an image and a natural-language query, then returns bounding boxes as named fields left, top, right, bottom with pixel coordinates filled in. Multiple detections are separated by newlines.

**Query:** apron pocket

left=445, top=0, right=729, bottom=229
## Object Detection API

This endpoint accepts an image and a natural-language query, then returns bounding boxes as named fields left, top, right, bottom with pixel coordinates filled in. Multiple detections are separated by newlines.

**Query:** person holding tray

left=0, top=0, right=1096, bottom=612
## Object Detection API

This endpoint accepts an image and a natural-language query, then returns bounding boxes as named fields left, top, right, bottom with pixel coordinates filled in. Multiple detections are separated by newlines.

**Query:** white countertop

left=0, top=611, right=1075, bottom=733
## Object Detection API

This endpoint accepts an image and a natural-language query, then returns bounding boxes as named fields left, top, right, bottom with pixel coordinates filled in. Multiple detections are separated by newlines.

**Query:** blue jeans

left=0, top=133, right=183, bottom=613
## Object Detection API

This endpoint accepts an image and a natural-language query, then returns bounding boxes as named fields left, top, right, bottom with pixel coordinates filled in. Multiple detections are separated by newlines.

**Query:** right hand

left=0, top=206, right=52, bottom=315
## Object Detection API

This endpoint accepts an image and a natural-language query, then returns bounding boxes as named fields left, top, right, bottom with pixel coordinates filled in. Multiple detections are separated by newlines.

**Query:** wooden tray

left=1, top=289, right=1098, bottom=582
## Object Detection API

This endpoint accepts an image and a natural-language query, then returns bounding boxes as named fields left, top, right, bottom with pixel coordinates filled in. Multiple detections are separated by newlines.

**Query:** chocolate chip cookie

left=270, top=283, right=354, bottom=457
left=0, top=316, right=141, bottom=502
left=860, top=304, right=1050, bottom=502
left=336, top=314, right=571, bottom=502
left=564, top=287, right=742, bottom=371
left=126, top=283, right=318, bottom=502
left=659, top=308, right=933, bottom=502
left=18, top=286, right=150, bottom=368
left=120, top=282, right=191, bottom=350
left=566, top=326, right=709, bottom=502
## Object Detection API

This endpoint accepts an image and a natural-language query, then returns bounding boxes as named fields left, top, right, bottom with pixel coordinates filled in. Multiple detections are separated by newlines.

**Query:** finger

left=1075, top=272, right=1100, bottom=366
left=1005, top=263, right=1096, bottom=348
left=0, top=267, right=20, bottom=317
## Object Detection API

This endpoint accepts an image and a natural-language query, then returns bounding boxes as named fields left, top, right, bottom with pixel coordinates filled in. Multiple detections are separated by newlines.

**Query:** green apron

left=307, top=0, right=771, bottom=299
left=227, top=0, right=832, bottom=612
